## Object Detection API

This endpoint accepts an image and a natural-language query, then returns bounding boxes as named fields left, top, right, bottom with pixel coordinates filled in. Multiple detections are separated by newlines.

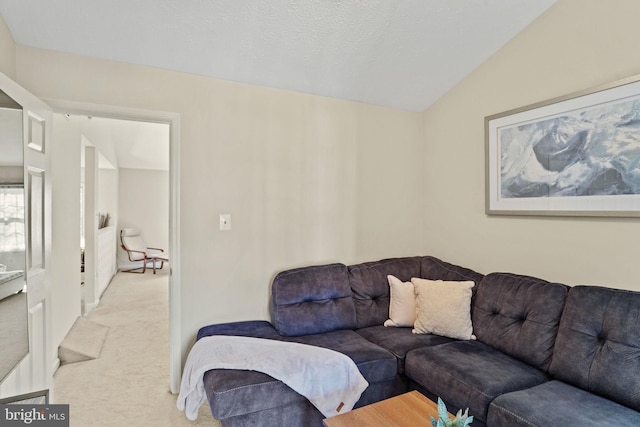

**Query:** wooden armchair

left=120, top=228, right=168, bottom=274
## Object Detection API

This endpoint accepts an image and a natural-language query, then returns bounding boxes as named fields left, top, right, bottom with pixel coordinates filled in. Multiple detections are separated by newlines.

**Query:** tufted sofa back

left=420, top=256, right=485, bottom=302
left=348, top=257, right=422, bottom=329
left=270, top=256, right=486, bottom=334
left=348, top=256, right=485, bottom=329
left=549, top=286, right=640, bottom=411
left=472, top=272, right=569, bottom=372
left=271, top=263, right=357, bottom=336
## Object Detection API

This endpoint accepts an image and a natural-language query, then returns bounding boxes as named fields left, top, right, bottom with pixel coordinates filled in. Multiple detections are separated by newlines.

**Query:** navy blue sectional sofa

left=196, top=256, right=640, bottom=426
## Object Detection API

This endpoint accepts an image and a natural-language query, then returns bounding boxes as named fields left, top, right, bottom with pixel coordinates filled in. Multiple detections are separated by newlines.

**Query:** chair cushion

left=549, top=286, right=640, bottom=411
left=122, top=234, right=147, bottom=253
left=120, top=228, right=141, bottom=237
left=472, top=272, right=569, bottom=371
left=405, top=340, right=549, bottom=423
left=149, top=253, right=168, bottom=262
left=488, top=380, right=640, bottom=427
left=348, top=257, right=422, bottom=329
left=271, top=263, right=357, bottom=336
left=356, top=325, right=454, bottom=374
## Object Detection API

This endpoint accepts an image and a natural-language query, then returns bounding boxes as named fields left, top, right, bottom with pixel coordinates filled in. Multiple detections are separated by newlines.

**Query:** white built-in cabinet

left=82, top=147, right=116, bottom=312
left=96, top=225, right=116, bottom=298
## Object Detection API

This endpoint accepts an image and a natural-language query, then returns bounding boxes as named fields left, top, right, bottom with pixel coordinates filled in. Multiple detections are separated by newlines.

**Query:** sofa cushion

left=488, top=380, right=640, bottom=427
left=204, top=371, right=405, bottom=423
left=202, top=329, right=397, bottom=420
left=549, top=286, right=640, bottom=411
left=219, top=399, right=324, bottom=427
left=348, top=257, right=422, bottom=329
left=271, top=263, right=357, bottom=336
left=472, top=272, right=569, bottom=371
left=282, top=329, right=397, bottom=383
left=356, top=325, right=454, bottom=374
left=405, top=340, right=549, bottom=423
left=204, top=369, right=302, bottom=420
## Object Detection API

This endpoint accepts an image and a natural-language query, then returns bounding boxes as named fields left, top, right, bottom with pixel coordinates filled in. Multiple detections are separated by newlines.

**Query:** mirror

left=0, top=88, right=28, bottom=383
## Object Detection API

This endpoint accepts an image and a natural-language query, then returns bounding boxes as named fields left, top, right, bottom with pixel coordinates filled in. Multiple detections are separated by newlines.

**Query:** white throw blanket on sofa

left=177, top=335, right=369, bottom=420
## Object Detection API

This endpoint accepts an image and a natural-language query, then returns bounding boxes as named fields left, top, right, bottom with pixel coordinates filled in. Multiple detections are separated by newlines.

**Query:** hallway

left=53, top=271, right=220, bottom=426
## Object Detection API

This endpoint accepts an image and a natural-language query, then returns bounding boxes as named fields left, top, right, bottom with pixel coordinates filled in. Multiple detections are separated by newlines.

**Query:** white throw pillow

left=411, top=278, right=475, bottom=340
left=383, top=275, right=416, bottom=327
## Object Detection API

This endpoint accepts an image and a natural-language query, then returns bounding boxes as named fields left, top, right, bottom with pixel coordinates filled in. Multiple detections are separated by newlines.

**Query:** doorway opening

left=74, top=115, right=170, bottom=312
left=49, top=100, right=182, bottom=393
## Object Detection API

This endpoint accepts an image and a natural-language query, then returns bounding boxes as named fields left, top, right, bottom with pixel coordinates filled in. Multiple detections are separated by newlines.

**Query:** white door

left=0, top=72, right=53, bottom=397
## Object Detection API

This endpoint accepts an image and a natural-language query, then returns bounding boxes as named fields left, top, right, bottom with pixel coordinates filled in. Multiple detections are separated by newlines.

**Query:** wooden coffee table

left=323, top=390, right=452, bottom=427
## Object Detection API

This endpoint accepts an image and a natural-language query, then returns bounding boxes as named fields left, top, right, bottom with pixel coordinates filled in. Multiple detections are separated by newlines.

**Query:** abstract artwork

left=486, top=74, right=640, bottom=216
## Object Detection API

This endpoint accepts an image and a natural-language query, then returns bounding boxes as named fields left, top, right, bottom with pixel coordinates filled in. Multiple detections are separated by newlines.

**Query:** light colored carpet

left=53, top=270, right=221, bottom=427
left=58, top=317, right=109, bottom=364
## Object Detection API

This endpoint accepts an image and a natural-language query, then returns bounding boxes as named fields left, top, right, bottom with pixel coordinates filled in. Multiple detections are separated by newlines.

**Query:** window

left=0, top=185, right=25, bottom=252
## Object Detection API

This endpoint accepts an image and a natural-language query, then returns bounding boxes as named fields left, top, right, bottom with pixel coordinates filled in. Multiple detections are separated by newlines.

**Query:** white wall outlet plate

left=219, top=214, right=231, bottom=231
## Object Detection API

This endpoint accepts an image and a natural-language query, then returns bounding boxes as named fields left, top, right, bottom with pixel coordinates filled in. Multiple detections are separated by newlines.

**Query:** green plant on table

left=430, top=397, right=473, bottom=427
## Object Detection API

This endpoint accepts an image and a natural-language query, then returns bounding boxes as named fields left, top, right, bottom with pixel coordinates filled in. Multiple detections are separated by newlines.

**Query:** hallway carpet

left=58, top=317, right=109, bottom=365
left=53, top=270, right=220, bottom=426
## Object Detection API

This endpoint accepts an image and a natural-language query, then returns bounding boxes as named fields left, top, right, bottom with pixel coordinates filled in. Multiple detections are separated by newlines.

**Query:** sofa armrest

left=197, top=320, right=281, bottom=341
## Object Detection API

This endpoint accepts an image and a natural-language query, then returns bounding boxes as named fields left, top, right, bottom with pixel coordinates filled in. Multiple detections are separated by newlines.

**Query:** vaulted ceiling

left=0, top=0, right=556, bottom=112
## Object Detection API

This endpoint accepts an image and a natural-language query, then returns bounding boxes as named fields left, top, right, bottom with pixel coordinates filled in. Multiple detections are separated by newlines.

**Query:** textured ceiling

left=0, top=0, right=556, bottom=112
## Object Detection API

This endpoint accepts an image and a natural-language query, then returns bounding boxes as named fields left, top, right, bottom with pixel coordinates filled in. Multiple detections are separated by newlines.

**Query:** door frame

left=46, top=99, right=182, bottom=393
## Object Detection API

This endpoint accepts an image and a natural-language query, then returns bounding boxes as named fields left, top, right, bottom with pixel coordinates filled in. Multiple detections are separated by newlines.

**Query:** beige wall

left=14, top=46, right=424, bottom=366
left=422, top=0, right=640, bottom=290
left=98, top=167, right=118, bottom=235
left=0, top=14, right=15, bottom=79
left=118, top=168, right=168, bottom=266
left=50, top=114, right=82, bottom=366
left=0, top=165, right=22, bottom=183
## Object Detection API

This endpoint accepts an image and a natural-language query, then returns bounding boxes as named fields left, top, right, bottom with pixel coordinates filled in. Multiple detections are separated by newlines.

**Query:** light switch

left=219, top=214, right=231, bottom=231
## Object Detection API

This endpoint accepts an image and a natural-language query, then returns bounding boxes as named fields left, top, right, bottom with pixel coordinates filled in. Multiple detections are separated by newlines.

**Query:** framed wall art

left=486, top=74, right=640, bottom=217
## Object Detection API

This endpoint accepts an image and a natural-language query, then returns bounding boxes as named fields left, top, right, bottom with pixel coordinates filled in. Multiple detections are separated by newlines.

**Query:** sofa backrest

left=473, top=272, right=569, bottom=372
left=347, top=256, right=484, bottom=329
left=271, top=263, right=357, bottom=336
left=420, top=256, right=485, bottom=294
left=348, top=257, right=422, bottom=329
left=549, top=286, right=640, bottom=411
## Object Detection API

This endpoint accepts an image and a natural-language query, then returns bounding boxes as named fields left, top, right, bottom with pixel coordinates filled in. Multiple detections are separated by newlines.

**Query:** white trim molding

left=44, top=99, right=182, bottom=393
